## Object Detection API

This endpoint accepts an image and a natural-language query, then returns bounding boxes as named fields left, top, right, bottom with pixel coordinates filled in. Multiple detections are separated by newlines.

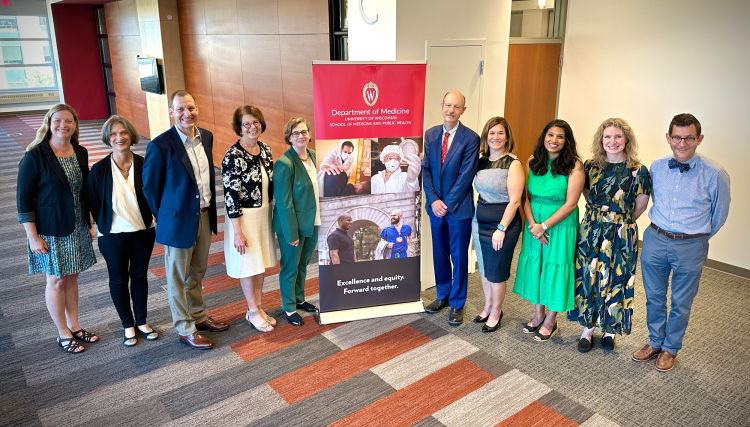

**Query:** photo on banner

left=312, top=62, right=426, bottom=317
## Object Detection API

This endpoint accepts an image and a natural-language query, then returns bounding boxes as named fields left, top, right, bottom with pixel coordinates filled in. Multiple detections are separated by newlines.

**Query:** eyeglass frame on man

left=670, top=135, right=697, bottom=144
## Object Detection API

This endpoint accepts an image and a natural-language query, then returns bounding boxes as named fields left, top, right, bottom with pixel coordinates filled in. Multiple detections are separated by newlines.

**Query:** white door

left=421, top=41, right=485, bottom=291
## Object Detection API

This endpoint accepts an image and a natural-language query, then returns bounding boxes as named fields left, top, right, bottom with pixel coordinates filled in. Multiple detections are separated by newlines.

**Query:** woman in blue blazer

left=272, top=118, right=321, bottom=326
left=16, top=104, right=98, bottom=354
left=88, top=116, right=157, bottom=347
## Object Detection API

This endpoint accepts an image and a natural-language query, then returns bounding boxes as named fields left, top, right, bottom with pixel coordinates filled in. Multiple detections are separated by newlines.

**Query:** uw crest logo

left=363, top=82, right=379, bottom=107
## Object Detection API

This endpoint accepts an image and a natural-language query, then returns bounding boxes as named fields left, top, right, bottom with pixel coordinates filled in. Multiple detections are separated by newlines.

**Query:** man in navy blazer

left=422, top=91, right=480, bottom=325
left=143, top=90, right=229, bottom=350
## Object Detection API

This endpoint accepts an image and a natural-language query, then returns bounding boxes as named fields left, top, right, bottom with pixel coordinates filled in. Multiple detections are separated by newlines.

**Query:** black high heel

left=473, top=314, right=489, bottom=323
left=481, top=311, right=503, bottom=333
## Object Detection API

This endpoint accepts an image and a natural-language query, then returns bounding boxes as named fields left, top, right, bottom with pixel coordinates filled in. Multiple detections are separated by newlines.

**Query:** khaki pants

left=164, top=210, right=211, bottom=335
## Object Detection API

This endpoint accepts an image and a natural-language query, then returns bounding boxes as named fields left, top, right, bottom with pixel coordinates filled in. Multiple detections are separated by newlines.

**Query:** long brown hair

left=27, top=104, right=80, bottom=151
left=589, top=117, right=640, bottom=169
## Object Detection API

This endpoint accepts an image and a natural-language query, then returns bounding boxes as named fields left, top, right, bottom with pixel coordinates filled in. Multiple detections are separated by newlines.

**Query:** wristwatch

left=541, top=222, right=548, bottom=230
left=497, top=224, right=506, bottom=232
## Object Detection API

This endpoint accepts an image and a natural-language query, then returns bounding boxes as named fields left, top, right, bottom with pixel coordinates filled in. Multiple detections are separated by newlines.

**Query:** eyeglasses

left=291, top=130, right=310, bottom=138
left=384, top=156, right=401, bottom=161
left=670, top=135, right=697, bottom=144
left=242, top=121, right=261, bottom=129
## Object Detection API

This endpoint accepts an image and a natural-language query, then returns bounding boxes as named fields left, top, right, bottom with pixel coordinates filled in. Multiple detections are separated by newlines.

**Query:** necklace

left=112, top=156, right=131, bottom=179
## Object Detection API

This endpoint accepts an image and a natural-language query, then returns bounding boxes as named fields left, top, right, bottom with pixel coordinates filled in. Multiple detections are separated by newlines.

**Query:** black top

left=221, top=141, right=274, bottom=218
left=327, top=228, right=355, bottom=263
left=16, top=140, right=91, bottom=236
left=87, top=153, right=153, bottom=236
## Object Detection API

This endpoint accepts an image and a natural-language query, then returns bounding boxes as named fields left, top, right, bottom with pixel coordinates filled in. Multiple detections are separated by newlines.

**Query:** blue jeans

left=640, top=225, right=709, bottom=354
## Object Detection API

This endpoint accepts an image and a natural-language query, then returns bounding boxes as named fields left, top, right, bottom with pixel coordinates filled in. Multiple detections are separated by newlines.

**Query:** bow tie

left=668, top=158, right=690, bottom=173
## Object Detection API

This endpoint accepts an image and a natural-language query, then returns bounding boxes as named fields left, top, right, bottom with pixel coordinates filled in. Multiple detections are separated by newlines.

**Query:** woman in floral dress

left=222, top=105, right=277, bottom=332
left=568, top=118, right=651, bottom=352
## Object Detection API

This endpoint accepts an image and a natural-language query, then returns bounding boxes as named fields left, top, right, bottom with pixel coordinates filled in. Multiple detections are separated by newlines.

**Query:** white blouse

left=302, top=159, right=322, bottom=226
left=105, top=157, right=149, bottom=235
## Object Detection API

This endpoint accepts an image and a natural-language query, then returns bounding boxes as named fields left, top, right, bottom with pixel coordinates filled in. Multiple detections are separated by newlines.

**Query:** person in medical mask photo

left=371, top=144, right=421, bottom=194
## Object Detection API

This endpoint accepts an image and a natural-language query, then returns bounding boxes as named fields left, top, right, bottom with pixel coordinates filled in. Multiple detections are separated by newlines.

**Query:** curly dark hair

left=529, top=119, right=579, bottom=177
left=232, top=105, right=266, bottom=136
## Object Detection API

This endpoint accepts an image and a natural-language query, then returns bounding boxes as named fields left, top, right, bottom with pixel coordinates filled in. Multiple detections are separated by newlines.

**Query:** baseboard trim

left=704, top=259, right=750, bottom=279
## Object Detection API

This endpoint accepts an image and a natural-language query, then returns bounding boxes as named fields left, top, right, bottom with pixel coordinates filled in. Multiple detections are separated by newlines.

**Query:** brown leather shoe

left=179, top=332, right=213, bottom=349
left=632, top=344, right=661, bottom=362
left=195, top=316, right=229, bottom=332
left=655, top=350, right=676, bottom=372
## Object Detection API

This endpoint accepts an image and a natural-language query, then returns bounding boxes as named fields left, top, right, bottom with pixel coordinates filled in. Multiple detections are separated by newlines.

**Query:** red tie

left=441, top=131, right=449, bottom=166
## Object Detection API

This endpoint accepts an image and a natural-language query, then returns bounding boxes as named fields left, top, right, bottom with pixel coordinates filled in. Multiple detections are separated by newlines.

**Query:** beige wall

left=558, top=0, right=750, bottom=269
left=395, top=0, right=513, bottom=126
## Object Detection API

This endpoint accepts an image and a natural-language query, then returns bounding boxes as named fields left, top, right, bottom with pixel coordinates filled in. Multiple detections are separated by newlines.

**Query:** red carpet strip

left=229, top=320, right=341, bottom=362
left=269, top=324, right=432, bottom=404
left=496, top=400, right=578, bottom=427
left=330, top=358, right=495, bottom=427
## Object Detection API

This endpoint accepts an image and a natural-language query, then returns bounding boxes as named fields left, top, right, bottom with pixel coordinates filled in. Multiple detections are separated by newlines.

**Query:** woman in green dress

left=568, top=118, right=651, bottom=352
left=513, top=119, right=584, bottom=342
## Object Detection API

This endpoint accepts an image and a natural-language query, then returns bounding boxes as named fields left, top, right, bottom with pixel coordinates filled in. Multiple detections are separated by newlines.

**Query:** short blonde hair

left=101, top=115, right=140, bottom=147
left=590, top=117, right=640, bottom=169
left=27, top=104, right=80, bottom=151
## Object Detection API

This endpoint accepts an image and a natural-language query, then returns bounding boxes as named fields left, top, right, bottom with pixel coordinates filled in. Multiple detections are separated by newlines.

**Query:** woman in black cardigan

left=87, top=116, right=157, bottom=347
left=17, top=104, right=98, bottom=354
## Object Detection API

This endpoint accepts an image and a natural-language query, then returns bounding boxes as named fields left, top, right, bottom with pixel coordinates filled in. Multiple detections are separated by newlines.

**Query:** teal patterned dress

left=28, top=154, right=96, bottom=278
left=566, top=160, right=651, bottom=334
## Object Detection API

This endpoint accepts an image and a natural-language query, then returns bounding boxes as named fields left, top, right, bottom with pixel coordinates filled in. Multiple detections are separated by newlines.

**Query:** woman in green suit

left=273, top=117, right=321, bottom=326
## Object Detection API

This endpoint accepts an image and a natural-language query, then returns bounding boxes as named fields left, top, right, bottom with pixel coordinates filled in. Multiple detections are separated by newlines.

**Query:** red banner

left=313, top=63, right=426, bottom=139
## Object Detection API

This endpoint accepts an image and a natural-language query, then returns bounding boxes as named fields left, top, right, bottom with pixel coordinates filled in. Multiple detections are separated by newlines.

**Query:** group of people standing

left=16, top=91, right=322, bottom=352
left=423, top=91, right=730, bottom=372
left=17, top=88, right=730, bottom=372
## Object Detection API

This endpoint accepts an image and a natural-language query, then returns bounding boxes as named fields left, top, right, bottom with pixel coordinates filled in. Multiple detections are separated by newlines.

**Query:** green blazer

left=272, top=147, right=318, bottom=243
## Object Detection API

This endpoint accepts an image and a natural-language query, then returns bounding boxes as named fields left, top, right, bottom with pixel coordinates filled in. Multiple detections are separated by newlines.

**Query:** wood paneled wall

left=105, top=0, right=151, bottom=138
left=504, top=43, right=561, bottom=167
left=176, top=0, right=331, bottom=164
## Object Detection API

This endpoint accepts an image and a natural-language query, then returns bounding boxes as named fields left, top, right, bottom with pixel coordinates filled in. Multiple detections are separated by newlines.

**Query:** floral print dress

left=567, top=160, right=651, bottom=334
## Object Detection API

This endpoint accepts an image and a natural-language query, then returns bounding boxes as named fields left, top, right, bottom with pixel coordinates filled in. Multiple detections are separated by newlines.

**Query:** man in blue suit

left=143, top=90, right=229, bottom=350
left=422, top=91, right=480, bottom=325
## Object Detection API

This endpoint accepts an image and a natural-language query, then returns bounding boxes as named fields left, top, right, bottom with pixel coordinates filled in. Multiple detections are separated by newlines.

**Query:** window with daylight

left=0, top=15, right=58, bottom=92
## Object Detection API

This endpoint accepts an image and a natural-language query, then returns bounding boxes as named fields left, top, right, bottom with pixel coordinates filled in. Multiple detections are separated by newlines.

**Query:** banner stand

left=312, top=61, right=427, bottom=324
left=318, top=300, right=425, bottom=325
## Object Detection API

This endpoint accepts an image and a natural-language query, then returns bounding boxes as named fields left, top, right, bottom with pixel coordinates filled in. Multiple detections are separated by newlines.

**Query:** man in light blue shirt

left=633, top=113, right=730, bottom=372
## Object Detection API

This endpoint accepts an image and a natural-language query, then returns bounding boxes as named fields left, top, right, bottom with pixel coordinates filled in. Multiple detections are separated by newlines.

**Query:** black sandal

left=57, top=336, right=85, bottom=354
left=136, top=326, right=158, bottom=341
left=534, top=322, right=558, bottom=342
left=522, top=320, right=544, bottom=334
left=71, top=329, right=99, bottom=343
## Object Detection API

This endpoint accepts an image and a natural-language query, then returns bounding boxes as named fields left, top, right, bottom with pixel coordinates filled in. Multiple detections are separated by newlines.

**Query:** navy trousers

left=429, top=215, right=472, bottom=310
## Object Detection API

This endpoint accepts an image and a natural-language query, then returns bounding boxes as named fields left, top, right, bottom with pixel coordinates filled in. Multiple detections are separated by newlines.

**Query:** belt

left=200, top=207, right=208, bottom=213
left=650, top=223, right=706, bottom=240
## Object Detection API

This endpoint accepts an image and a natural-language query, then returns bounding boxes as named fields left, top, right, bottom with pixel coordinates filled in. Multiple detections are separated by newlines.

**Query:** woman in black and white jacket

left=222, top=105, right=277, bottom=333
